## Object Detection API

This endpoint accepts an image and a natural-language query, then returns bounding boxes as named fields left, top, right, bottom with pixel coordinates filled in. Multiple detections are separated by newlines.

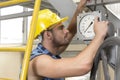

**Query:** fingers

left=94, top=17, right=99, bottom=22
left=94, top=16, right=109, bottom=24
left=101, top=21, right=109, bottom=26
left=105, top=21, right=109, bottom=24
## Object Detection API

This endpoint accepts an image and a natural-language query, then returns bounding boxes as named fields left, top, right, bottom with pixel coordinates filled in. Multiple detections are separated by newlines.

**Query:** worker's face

left=51, top=23, right=70, bottom=46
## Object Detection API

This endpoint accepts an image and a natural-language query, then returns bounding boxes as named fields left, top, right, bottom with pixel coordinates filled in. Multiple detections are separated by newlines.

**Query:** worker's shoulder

left=31, top=54, right=56, bottom=69
left=32, top=54, right=55, bottom=63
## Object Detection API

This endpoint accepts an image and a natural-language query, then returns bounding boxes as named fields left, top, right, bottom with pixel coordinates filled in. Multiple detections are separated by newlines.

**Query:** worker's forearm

left=77, top=36, right=104, bottom=66
left=68, top=3, right=85, bottom=36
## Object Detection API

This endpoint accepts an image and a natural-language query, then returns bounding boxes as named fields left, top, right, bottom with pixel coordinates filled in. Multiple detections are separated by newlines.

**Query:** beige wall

left=0, top=52, right=22, bottom=80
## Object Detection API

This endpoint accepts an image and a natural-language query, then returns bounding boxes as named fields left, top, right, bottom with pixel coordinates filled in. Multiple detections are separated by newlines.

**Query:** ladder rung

left=0, top=78, right=12, bottom=80
left=0, top=0, right=31, bottom=8
left=0, top=46, right=25, bottom=52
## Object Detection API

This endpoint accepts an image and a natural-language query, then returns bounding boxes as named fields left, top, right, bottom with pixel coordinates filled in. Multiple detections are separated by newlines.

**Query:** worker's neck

left=41, top=41, right=59, bottom=56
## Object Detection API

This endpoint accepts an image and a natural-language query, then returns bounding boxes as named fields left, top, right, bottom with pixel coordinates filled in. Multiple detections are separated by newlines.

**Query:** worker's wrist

left=94, top=35, right=105, bottom=42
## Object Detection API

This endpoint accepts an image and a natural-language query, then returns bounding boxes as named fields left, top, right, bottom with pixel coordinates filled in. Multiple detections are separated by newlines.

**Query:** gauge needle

left=84, top=21, right=93, bottom=33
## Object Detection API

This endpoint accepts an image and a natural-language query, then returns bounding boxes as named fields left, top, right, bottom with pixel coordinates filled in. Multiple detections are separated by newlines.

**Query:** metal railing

left=0, top=0, right=31, bottom=8
left=0, top=0, right=41, bottom=80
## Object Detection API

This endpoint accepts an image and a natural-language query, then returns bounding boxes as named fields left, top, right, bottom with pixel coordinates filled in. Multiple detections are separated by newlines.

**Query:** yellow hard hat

left=34, top=9, right=68, bottom=39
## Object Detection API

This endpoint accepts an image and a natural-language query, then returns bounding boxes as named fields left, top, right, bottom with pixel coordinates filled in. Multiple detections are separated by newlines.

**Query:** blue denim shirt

left=31, top=43, right=64, bottom=80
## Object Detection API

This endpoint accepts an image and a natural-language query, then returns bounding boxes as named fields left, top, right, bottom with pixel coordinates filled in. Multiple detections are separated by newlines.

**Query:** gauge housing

left=77, top=11, right=102, bottom=41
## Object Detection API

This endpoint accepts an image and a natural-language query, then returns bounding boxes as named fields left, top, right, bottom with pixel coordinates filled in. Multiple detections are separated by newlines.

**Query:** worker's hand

left=94, top=17, right=109, bottom=39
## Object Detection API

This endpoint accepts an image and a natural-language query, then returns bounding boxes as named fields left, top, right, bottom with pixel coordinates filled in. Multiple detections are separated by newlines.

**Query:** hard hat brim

left=60, top=16, right=68, bottom=23
left=49, top=16, right=68, bottom=29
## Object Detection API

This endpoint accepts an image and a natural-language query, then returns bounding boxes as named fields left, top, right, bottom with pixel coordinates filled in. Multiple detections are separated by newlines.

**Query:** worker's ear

left=45, top=31, right=53, bottom=40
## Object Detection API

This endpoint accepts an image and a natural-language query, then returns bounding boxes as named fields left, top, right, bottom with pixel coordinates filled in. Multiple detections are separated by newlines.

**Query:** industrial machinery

left=76, top=0, right=120, bottom=80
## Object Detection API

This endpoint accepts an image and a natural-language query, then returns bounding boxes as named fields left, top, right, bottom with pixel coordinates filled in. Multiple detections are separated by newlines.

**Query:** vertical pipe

left=0, top=9, right=2, bottom=44
left=23, top=7, right=28, bottom=44
left=20, top=0, right=41, bottom=80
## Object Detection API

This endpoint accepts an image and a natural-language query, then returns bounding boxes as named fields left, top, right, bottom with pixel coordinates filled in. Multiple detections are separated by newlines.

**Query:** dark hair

left=40, top=30, right=45, bottom=40
left=41, top=28, right=53, bottom=40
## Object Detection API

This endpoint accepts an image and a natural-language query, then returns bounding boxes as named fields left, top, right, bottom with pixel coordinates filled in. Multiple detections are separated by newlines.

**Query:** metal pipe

left=0, top=11, right=32, bottom=20
left=0, top=46, right=25, bottom=52
left=20, top=0, right=41, bottom=79
left=0, top=0, right=31, bottom=8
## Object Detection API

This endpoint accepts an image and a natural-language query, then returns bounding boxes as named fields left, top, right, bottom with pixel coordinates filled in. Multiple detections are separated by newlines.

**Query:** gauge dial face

left=79, top=14, right=95, bottom=38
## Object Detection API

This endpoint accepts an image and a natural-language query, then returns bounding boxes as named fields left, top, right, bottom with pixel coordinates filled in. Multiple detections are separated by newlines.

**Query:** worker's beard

left=52, top=35, right=69, bottom=48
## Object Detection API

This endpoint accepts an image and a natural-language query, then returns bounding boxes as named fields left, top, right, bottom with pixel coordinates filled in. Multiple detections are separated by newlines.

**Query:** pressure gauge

left=79, top=14, right=95, bottom=38
left=77, top=11, right=101, bottom=41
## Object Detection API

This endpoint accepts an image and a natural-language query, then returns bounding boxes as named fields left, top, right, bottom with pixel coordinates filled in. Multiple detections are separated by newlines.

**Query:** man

left=28, top=0, right=109, bottom=80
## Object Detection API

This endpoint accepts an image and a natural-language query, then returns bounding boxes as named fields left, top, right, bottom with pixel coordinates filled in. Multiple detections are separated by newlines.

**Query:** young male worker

left=28, top=0, right=109, bottom=80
